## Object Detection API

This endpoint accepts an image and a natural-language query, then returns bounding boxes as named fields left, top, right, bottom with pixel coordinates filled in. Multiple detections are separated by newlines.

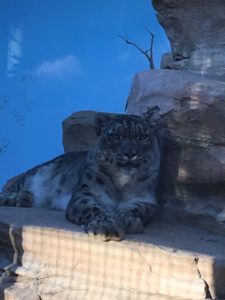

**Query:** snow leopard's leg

left=0, top=189, right=33, bottom=207
left=117, top=197, right=157, bottom=234
left=66, top=189, right=125, bottom=241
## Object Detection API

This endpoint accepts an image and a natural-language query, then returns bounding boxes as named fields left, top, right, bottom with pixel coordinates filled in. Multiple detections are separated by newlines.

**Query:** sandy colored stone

left=0, top=207, right=225, bottom=299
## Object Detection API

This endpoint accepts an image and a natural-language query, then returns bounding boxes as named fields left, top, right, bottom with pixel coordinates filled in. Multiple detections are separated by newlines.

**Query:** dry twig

left=118, top=26, right=155, bottom=69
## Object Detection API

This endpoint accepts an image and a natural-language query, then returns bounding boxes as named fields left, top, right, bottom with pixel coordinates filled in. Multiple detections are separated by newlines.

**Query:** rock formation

left=125, top=0, right=225, bottom=232
left=152, top=0, right=225, bottom=78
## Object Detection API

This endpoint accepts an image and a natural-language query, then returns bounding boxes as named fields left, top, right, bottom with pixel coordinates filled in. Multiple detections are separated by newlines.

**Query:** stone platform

left=0, top=207, right=225, bottom=299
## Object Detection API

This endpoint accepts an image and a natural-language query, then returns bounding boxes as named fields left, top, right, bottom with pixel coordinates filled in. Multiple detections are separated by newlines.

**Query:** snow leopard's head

left=95, top=114, right=158, bottom=168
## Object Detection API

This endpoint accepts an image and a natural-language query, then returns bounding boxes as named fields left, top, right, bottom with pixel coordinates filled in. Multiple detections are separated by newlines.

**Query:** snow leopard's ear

left=95, top=113, right=114, bottom=136
left=142, top=106, right=161, bottom=129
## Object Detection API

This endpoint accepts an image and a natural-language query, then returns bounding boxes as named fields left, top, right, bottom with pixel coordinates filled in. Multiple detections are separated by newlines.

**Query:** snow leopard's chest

left=113, top=168, right=137, bottom=189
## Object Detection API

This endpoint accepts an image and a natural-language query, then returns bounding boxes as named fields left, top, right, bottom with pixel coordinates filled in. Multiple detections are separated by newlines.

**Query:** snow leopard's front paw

left=84, top=215, right=125, bottom=242
left=117, top=210, right=144, bottom=234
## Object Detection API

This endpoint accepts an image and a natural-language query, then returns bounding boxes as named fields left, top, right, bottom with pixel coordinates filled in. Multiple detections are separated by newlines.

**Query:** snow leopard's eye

left=138, top=135, right=149, bottom=142
left=107, top=131, right=121, bottom=142
left=106, top=127, right=121, bottom=141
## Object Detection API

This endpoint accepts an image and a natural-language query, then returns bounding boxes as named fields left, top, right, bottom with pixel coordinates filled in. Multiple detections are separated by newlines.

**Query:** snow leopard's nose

left=123, top=150, right=137, bottom=160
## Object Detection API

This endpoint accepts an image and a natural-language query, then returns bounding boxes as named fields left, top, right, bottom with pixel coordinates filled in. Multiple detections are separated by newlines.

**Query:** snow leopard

left=0, top=114, right=160, bottom=241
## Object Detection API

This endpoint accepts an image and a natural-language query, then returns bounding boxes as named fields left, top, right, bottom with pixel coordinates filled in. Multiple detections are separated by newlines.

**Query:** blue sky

left=0, top=0, right=170, bottom=188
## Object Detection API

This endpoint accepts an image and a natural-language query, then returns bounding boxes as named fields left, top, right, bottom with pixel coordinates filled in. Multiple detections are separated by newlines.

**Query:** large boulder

left=62, top=110, right=98, bottom=153
left=152, top=0, right=225, bottom=78
left=126, top=69, right=225, bottom=231
left=126, top=69, right=225, bottom=117
left=62, top=110, right=119, bottom=153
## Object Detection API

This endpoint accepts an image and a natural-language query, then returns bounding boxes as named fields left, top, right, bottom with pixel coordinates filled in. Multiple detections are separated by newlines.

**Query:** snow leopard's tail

left=0, top=190, right=16, bottom=206
left=0, top=185, right=24, bottom=206
left=0, top=189, right=33, bottom=207
left=0, top=173, right=33, bottom=207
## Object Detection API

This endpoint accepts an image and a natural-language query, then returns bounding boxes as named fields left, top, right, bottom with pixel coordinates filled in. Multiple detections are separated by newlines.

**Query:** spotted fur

left=0, top=114, right=160, bottom=241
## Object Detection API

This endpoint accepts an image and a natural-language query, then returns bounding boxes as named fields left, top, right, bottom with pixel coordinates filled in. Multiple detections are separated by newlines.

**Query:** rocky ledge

left=1, top=207, right=225, bottom=299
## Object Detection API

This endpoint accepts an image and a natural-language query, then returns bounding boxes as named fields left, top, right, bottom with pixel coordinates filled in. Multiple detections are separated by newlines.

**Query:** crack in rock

left=194, top=256, right=212, bottom=299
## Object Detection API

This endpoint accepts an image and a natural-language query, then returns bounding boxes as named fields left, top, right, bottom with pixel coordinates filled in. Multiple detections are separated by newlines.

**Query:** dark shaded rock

left=62, top=110, right=98, bottom=153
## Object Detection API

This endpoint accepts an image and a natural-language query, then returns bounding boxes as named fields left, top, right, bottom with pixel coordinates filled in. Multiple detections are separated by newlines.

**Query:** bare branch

left=118, top=27, right=155, bottom=69
left=144, top=26, right=154, bottom=38
left=144, top=26, right=155, bottom=69
left=118, top=34, right=149, bottom=58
